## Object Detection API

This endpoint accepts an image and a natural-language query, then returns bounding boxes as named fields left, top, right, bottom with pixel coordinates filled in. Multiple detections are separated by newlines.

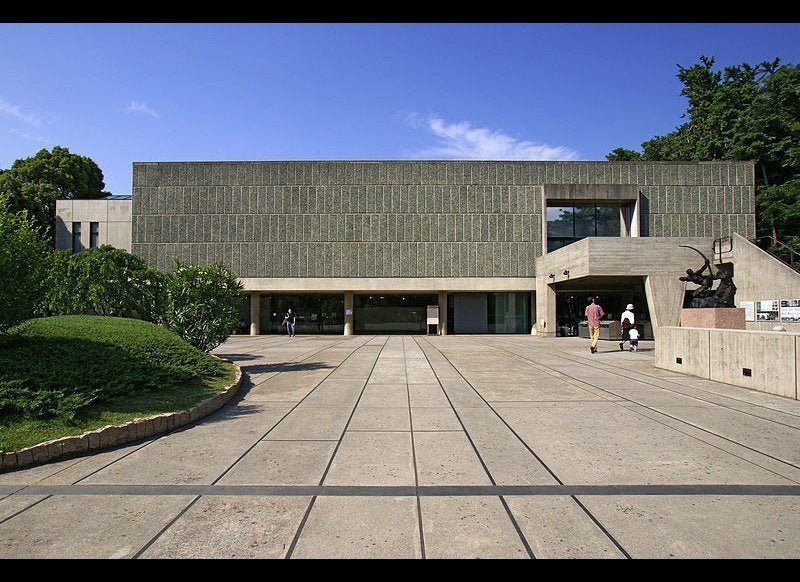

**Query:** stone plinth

left=680, top=308, right=746, bottom=329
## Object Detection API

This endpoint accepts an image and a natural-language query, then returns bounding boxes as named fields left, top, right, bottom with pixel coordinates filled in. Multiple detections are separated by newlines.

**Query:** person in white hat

left=620, top=303, right=635, bottom=350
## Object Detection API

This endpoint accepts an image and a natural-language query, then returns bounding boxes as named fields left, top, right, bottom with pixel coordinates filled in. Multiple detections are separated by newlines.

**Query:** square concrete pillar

left=438, top=291, right=448, bottom=335
left=249, top=291, right=260, bottom=335
left=344, top=291, right=354, bottom=336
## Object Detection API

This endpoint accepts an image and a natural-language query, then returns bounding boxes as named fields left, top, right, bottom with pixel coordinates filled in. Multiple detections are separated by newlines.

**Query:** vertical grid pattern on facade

left=131, top=161, right=755, bottom=277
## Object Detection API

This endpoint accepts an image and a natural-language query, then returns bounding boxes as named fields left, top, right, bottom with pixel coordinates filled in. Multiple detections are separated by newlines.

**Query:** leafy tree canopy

left=0, top=146, right=109, bottom=243
left=608, top=55, right=800, bottom=245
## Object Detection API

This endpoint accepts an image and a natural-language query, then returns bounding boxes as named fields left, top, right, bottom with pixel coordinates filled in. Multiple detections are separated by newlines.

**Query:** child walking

left=628, top=326, right=640, bottom=352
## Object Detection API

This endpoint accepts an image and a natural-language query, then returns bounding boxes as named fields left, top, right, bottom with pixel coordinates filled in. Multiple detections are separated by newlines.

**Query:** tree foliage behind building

left=0, top=146, right=109, bottom=246
left=607, top=56, right=800, bottom=251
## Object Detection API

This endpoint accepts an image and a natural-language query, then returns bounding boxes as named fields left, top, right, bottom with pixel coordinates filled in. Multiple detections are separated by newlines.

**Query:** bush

left=43, top=245, right=167, bottom=323
left=0, top=206, right=52, bottom=333
left=165, top=261, right=244, bottom=352
left=0, top=315, right=229, bottom=421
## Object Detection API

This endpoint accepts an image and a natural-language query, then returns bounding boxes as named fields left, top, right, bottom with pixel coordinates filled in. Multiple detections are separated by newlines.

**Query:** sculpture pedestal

left=680, top=308, right=746, bottom=329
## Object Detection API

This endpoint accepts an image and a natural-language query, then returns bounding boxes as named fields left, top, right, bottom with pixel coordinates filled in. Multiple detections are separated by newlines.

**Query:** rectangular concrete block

left=681, top=307, right=745, bottom=329
left=655, top=326, right=711, bottom=379
left=31, top=446, right=49, bottom=463
left=16, top=449, right=33, bottom=467
left=709, top=329, right=798, bottom=399
left=61, top=438, right=77, bottom=455
left=46, top=442, right=63, bottom=459
left=1, top=452, right=17, bottom=471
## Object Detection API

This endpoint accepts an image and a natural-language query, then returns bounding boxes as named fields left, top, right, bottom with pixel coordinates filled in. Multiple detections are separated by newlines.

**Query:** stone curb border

left=0, top=359, right=243, bottom=473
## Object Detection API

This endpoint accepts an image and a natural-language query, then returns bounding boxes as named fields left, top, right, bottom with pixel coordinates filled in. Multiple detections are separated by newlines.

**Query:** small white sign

left=427, top=305, right=439, bottom=325
left=740, top=300, right=755, bottom=322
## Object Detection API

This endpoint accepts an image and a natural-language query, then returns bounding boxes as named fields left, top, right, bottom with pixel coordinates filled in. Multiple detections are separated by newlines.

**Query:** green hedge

left=0, top=315, right=229, bottom=421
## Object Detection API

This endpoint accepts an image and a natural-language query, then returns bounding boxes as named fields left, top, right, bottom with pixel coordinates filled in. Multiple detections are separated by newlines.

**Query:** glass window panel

left=573, top=206, right=596, bottom=237
left=596, top=206, right=621, bottom=236
left=546, top=206, right=573, bottom=237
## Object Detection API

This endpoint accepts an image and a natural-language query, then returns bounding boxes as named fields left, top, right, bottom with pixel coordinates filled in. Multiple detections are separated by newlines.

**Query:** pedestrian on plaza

left=584, top=297, right=604, bottom=354
left=282, top=308, right=297, bottom=337
left=627, top=326, right=640, bottom=353
left=620, top=303, right=635, bottom=350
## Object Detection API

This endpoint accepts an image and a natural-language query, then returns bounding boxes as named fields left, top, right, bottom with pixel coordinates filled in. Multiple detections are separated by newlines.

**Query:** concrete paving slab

left=0, top=494, right=193, bottom=558
left=439, top=377, right=487, bottom=408
left=617, top=382, right=800, bottom=427
left=368, top=370, right=408, bottom=384
left=140, top=495, right=311, bottom=559
left=80, top=404, right=291, bottom=485
left=408, top=383, right=451, bottom=408
left=406, top=365, right=438, bottom=384
left=413, top=432, right=492, bottom=486
left=245, top=371, right=329, bottom=402
left=410, top=407, right=462, bottom=431
left=296, top=383, right=363, bottom=408
left=0, top=442, right=148, bottom=486
left=494, top=402, right=795, bottom=485
left=323, top=432, right=414, bottom=486
left=647, top=405, right=800, bottom=465
left=623, top=403, right=800, bottom=484
left=358, top=384, right=409, bottom=408
left=0, top=494, right=47, bottom=522
left=456, top=407, right=560, bottom=486
left=474, top=377, right=608, bottom=402
left=263, top=406, right=352, bottom=441
left=420, top=496, right=528, bottom=558
left=578, top=495, right=800, bottom=558
left=218, top=441, right=337, bottom=485
left=291, top=496, right=421, bottom=558
left=348, top=407, right=411, bottom=431
left=504, top=495, right=625, bottom=558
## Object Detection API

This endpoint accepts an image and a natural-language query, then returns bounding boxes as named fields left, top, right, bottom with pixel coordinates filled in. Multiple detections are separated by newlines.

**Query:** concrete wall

left=729, top=232, right=800, bottom=332
left=55, top=199, right=132, bottom=252
left=656, top=326, right=799, bottom=400
left=131, top=160, right=755, bottom=277
left=534, top=237, right=715, bottom=336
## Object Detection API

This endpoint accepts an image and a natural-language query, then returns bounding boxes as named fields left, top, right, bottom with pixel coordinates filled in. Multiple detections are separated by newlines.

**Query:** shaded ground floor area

left=2, top=334, right=799, bottom=558
left=236, top=283, right=653, bottom=338
left=238, top=291, right=533, bottom=335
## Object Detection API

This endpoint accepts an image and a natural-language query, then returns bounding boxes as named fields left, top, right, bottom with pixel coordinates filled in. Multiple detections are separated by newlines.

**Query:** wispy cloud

left=124, top=100, right=159, bottom=118
left=0, top=98, right=42, bottom=126
left=406, top=113, right=579, bottom=161
left=9, top=128, right=51, bottom=144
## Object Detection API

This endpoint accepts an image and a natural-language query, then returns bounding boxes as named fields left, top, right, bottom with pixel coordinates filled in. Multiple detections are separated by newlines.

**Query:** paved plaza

left=1, top=334, right=799, bottom=559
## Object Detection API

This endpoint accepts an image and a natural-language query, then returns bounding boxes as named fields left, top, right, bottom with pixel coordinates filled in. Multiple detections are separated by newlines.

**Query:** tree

left=605, top=148, right=642, bottom=161
left=0, top=204, right=52, bottom=333
left=164, top=261, right=244, bottom=352
left=43, top=245, right=167, bottom=323
left=608, top=56, right=800, bottom=248
left=0, top=146, right=109, bottom=245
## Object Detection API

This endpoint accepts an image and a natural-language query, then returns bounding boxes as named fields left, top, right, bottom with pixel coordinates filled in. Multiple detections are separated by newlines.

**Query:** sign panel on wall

left=780, top=299, right=800, bottom=323
left=756, top=300, right=779, bottom=321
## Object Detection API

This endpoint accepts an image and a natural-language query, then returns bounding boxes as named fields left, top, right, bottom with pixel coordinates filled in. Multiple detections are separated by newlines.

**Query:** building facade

left=55, top=195, right=132, bottom=253
left=127, top=160, right=756, bottom=337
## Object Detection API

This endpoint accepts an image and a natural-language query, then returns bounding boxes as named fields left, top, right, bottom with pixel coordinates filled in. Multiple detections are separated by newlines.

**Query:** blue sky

left=1, top=22, right=799, bottom=194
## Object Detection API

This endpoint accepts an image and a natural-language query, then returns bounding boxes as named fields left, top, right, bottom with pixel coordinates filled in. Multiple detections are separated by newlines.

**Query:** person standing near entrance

left=584, top=297, right=604, bottom=354
left=620, top=303, right=635, bottom=350
left=283, top=308, right=297, bottom=337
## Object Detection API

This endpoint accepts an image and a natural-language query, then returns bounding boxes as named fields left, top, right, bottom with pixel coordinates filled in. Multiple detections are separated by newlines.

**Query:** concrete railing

left=655, top=326, right=799, bottom=399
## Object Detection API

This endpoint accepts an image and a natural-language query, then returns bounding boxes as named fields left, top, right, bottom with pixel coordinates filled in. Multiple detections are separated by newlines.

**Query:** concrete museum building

left=55, top=160, right=800, bottom=342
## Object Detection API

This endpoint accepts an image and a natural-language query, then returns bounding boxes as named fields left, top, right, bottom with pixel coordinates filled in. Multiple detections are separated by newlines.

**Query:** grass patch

left=0, top=316, right=237, bottom=452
